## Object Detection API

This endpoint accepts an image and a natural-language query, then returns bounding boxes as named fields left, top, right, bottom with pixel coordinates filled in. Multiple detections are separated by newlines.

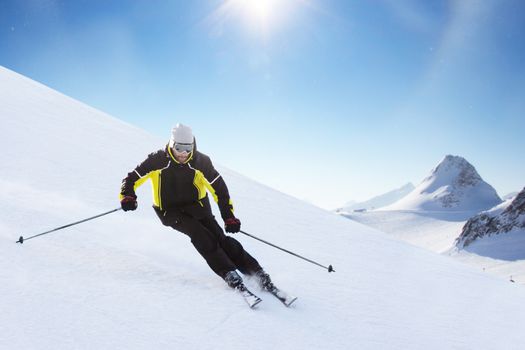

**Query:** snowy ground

left=2, top=65, right=525, bottom=349
left=341, top=210, right=472, bottom=253
left=342, top=209, right=525, bottom=285
left=450, top=228, right=525, bottom=284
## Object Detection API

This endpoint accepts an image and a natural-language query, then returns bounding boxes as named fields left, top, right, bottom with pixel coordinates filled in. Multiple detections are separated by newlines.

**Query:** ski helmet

left=169, top=123, right=194, bottom=149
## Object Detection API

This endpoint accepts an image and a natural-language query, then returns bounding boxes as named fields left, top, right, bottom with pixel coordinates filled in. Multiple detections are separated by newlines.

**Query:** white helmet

left=169, top=123, right=194, bottom=149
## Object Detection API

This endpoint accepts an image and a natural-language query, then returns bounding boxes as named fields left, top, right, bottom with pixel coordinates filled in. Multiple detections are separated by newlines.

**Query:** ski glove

left=224, top=217, right=241, bottom=233
left=121, top=196, right=138, bottom=211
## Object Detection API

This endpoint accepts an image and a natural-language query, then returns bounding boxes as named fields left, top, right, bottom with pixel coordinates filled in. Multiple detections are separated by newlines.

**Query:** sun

left=207, top=0, right=297, bottom=37
left=234, top=0, right=285, bottom=33
left=240, top=0, right=278, bottom=23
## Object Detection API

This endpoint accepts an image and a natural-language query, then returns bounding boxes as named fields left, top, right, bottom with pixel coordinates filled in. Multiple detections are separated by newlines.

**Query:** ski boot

left=254, top=269, right=275, bottom=292
left=224, top=270, right=243, bottom=289
left=224, top=270, right=262, bottom=308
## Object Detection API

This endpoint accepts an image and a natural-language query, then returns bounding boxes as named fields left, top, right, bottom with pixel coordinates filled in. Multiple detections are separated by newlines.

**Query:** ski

left=266, top=286, right=297, bottom=307
left=237, top=284, right=262, bottom=308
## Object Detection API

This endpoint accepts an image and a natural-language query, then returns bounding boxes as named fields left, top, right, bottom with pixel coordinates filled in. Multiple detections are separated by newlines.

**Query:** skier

left=119, top=123, right=274, bottom=294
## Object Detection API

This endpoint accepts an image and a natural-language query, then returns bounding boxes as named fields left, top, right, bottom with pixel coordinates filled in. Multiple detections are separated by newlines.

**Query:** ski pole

left=16, top=208, right=122, bottom=244
left=239, top=230, right=335, bottom=273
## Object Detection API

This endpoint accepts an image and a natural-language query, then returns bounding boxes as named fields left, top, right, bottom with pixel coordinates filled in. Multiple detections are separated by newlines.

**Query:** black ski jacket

left=120, top=144, right=235, bottom=226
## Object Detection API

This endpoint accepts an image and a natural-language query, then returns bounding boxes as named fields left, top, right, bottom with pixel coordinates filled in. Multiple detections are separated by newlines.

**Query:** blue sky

left=1, top=0, right=524, bottom=209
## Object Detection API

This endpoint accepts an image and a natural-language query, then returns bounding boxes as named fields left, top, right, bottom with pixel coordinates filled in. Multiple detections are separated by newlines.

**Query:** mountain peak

left=437, top=155, right=474, bottom=173
left=384, top=155, right=501, bottom=212
left=427, top=155, right=482, bottom=189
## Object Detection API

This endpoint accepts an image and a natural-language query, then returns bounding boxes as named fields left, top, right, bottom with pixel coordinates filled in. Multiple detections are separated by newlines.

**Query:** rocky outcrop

left=456, top=187, right=525, bottom=248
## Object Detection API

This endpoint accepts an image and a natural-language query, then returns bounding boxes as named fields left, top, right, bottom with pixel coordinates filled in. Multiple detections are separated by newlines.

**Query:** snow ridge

left=456, top=187, right=525, bottom=248
left=336, top=183, right=414, bottom=212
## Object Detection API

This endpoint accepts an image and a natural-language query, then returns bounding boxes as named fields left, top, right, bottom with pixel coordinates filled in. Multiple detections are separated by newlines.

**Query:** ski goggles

left=173, top=143, right=194, bottom=153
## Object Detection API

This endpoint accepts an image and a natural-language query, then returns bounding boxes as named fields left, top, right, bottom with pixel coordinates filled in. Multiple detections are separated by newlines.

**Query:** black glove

left=224, top=217, right=241, bottom=233
left=121, top=196, right=138, bottom=211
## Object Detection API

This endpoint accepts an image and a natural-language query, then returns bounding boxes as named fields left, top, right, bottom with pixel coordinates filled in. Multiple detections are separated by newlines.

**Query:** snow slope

left=2, top=65, right=525, bottom=349
left=383, top=155, right=501, bottom=212
left=341, top=210, right=467, bottom=253
left=341, top=208, right=525, bottom=284
left=456, top=187, right=525, bottom=260
left=336, top=183, right=414, bottom=212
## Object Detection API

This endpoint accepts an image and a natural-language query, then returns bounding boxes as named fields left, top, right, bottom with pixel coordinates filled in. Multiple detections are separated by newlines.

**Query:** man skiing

left=119, top=123, right=274, bottom=295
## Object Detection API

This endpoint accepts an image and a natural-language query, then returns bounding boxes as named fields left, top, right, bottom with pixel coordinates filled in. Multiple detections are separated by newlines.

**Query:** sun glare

left=242, top=0, right=277, bottom=22
left=209, top=0, right=296, bottom=37
left=237, top=0, right=283, bottom=33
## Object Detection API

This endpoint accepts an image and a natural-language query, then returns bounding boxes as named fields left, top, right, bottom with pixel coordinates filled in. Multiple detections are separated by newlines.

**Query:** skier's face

left=173, top=147, right=191, bottom=163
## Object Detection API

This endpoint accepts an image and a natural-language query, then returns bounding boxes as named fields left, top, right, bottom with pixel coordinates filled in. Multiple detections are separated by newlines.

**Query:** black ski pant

left=168, top=212, right=262, bottom=279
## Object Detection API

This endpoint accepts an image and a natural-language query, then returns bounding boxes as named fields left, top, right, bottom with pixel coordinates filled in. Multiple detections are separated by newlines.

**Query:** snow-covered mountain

left=336, top=183, right=414, bottom=212
left=2, top=65, right=525, bottom=349
left=503, top=191, right=519, bottom=201
left=383, top=155, right=502, bottom=212
left=455, top=187, right=525, bottom=256
left=340, top=157, right=525, bottom=282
